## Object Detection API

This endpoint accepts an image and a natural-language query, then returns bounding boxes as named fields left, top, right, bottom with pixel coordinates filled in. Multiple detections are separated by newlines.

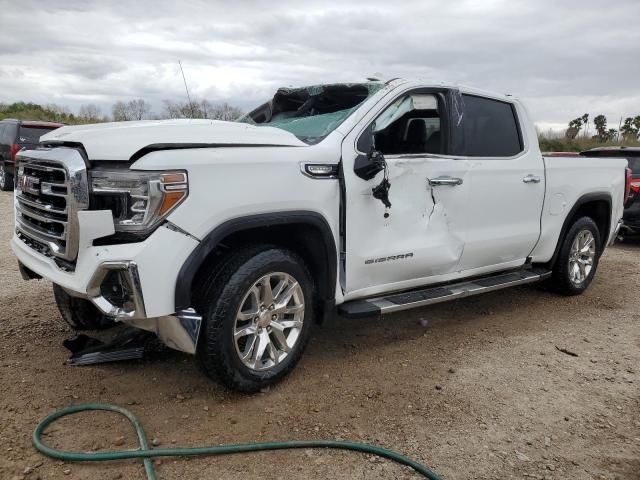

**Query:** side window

left=462, top=95, right=522, bottom=157
left=2, top=124, right=17, bottom=144
left=370, top=94, right=445, bottom=155
left=0, top=125, right=6, bottom=144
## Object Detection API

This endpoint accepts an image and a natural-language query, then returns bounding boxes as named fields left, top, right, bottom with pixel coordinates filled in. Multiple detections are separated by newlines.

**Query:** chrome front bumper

left=56, top=260, right=203, bottom=354
left=13, top=220, right=203, bottom=355
left=128, top=309, right=202, bottom=354
left=87, top=261, right=147, bottom=319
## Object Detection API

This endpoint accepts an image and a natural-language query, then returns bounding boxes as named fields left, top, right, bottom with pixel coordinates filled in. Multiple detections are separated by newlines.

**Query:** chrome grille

left=15, top=148, right=89, bottom=261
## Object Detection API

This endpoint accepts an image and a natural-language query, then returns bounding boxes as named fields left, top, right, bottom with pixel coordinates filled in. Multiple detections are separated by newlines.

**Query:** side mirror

left=354, top=130, right=385, bottom=180
left=354, top=149, right=385, bottom=180
left=353, top=131, right=392, bottom=216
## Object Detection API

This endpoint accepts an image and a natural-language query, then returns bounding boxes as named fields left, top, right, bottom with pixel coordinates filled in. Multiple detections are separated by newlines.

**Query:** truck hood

left=40, top=119, right=307, bottom=161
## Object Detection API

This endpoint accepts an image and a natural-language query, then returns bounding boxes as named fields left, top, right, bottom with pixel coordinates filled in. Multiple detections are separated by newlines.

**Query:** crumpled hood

left=40, top=119, right=307, bottom=161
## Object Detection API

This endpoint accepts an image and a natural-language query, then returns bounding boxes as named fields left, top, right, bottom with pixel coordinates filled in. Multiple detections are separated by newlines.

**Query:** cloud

left=0, top=0, right=638, bottom=128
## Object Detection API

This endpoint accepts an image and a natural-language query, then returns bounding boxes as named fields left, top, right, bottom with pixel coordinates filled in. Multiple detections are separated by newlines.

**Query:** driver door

left=341, top=89, right=472, bottom=299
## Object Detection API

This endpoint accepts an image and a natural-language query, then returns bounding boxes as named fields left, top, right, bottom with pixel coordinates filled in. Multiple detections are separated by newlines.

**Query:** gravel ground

left=0, top=189, right=638, bottom=480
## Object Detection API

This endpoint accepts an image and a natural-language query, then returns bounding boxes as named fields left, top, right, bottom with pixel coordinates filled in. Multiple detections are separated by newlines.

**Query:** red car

left=0, top=119, right=64, bottom=191
left=582, top=147, right=640, bottom=236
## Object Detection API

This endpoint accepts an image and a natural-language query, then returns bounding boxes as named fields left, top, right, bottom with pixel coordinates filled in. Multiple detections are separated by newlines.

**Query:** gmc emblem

left=18, top=174, right=40, bottom=195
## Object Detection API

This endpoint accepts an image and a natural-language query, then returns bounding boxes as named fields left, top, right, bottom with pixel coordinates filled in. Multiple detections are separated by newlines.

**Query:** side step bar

left=338, top=268, right=552, bottom=318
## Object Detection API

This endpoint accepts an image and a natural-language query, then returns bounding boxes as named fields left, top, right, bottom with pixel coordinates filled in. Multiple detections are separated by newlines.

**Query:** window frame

left=355, top=88, right=452, bottom=158
left=458, top=93, right=525, bottom=159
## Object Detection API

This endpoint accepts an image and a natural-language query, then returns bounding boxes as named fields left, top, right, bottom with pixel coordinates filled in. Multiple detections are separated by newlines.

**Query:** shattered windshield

left=238, top=83, right=384, bottom=144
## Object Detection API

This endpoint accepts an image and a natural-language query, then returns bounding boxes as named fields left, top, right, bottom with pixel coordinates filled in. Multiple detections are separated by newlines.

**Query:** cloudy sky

left=0, top=0, right=638, bottom=130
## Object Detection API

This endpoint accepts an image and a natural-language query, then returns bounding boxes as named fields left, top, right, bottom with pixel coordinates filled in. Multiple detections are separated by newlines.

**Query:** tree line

left=566, top=113, right=640, bottom=142
left=0, top=99, right=244, bottom=124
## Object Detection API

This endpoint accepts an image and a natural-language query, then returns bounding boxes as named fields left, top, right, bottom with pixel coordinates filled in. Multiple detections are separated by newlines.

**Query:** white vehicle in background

left=11, top=79, right=629, bottom=391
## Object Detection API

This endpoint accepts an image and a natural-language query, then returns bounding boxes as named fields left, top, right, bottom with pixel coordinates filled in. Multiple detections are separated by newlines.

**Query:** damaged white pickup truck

left=12, top=79, right=630, bottom=391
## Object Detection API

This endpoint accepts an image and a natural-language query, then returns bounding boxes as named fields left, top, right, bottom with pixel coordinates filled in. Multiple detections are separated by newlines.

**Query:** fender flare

left=547, top=192, right=612, bottom=267
left=174, top=211, right=338, bottom=311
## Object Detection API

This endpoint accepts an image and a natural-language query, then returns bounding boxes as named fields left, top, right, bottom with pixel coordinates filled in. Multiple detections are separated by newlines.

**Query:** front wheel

left=196, top=246, right=314, bottom=392
left=547, top=216, right=601, bottom=295
left=53, top=284, right=116, bottom=330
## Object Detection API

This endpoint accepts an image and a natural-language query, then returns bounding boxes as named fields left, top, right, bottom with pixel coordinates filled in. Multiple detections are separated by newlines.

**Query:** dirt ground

left=0, top=190, right=638, bottom=480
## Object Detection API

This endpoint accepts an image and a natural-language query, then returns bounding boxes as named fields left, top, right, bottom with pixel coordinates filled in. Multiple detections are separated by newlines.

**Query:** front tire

left=196, top=246, right=314, bottom=392
left=0, top=162, right=14, bottom=191
left=53, top=284, right=116, bottom=330
left=548, top=216, right=601, bottom=295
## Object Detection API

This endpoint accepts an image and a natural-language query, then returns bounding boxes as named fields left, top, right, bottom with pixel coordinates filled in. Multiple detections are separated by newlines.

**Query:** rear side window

left=628, top=157, right=640, bottom=175
left=1, top=124, right=16, bottom=144
left=462, top=95, right=522, bottom=157
left=18, top=125, right=58, bottom=144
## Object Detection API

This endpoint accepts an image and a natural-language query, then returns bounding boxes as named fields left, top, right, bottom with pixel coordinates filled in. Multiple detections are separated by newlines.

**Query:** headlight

left=90, top=170, right=188, bottom=236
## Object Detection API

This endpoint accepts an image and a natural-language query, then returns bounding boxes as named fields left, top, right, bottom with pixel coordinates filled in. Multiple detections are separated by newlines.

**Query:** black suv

left=0, top=119, right=63, bottom=191
left=582, top=147, right=640, bottom=236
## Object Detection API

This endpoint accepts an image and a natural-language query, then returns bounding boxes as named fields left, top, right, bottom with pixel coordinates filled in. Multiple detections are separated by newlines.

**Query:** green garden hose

left=33, top=403, right=442, bottom=479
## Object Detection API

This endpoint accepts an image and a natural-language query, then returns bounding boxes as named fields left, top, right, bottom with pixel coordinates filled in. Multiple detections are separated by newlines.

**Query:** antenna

left=178, top=60, right=195, bottom=118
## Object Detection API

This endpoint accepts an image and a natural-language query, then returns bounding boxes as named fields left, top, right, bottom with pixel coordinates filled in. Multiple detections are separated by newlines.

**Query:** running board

left=338, top=268, right=552, bottom=318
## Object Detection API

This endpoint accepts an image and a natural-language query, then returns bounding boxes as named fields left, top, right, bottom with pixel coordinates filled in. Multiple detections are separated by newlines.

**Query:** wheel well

left=193, top=224, right=333, bottom=298
left=547, top=195, right=611, bottom=268
left=572, top=200, right=611, bottom=247
left=175, top=213, right=338, bottom=318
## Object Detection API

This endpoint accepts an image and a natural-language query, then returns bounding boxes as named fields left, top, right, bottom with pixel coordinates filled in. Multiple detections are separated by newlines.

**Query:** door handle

left=523, top=174, right=541, bottom=184
left=428, top=176, right=463, bottom=186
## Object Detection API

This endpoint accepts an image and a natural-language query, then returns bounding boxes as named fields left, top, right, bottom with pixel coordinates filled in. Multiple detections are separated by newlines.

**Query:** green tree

left=592, top=114, right=609, bottom=142
left=0, top=102, right=80, bottom=124
left=565, top=113, right=589, bottom=139
left=633, top=115, right=640, bottom=135
left=620, top=117, right=639, bottom=142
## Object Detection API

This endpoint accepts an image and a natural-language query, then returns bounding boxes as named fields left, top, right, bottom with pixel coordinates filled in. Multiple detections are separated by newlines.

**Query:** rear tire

left=0, top=162, right=14, bottom=191
left=53, top=284, right=116, bottom=330
left=547, top=216, right=601, bottom=295
left=196, top=245, right=314, bottom=392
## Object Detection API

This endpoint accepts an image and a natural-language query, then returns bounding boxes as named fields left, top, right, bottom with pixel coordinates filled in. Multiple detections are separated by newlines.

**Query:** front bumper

left=11, top=213, right=203, bottom=353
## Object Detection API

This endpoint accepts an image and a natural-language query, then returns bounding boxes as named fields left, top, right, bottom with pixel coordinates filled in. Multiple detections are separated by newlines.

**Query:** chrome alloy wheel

left=568, top=229, right=596, bottom=285
left=233, top=272, right=305, bottom=371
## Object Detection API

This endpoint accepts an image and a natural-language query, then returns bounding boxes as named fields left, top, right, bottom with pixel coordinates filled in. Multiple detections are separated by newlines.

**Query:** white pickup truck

left=12, top=79, right=629, bottom=392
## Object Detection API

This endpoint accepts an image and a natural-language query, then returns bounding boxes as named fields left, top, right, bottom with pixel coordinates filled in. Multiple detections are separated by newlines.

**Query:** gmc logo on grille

left=18, top=174, right=40, bottom=195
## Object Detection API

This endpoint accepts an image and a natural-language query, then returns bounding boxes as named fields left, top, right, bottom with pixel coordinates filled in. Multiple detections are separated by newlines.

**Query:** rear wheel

left=0, top=162, right=14, bottom=191
left=53, top=284, right=116, bottom=330
left=196, top=246, right=314, bottom=392
left=547, top=216, right=601, bottom=295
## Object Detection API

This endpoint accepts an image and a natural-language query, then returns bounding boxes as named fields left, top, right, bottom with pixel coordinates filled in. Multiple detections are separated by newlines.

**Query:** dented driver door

left=341, top=89, right=471, bottom=299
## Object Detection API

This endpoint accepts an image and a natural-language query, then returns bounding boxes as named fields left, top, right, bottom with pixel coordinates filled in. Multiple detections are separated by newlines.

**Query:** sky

left=0, top=0, right=638, bottom=131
